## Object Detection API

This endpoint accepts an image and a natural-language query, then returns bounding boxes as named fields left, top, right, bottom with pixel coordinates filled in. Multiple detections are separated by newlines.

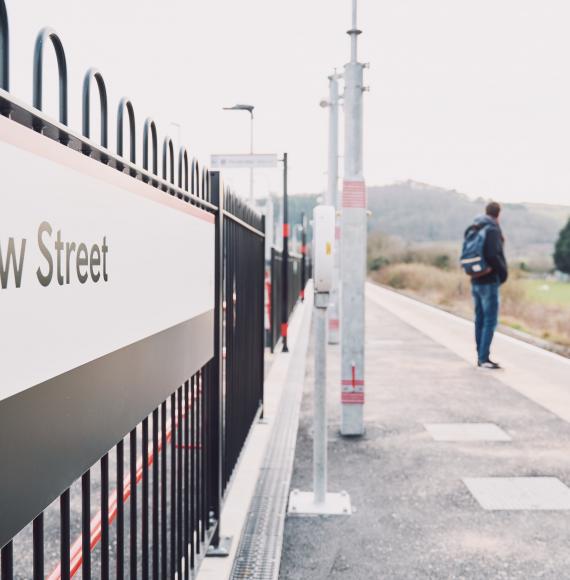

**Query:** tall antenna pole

left=340, top=0, right=367, bottom=435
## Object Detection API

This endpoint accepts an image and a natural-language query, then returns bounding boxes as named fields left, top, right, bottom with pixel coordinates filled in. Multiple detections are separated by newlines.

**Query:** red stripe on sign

left=281, top=323, right=288, bottom=338
left=342, top=180, right=366, bottom=208
left=341, top=392, right=365, bottom=405
left=341, top=379, right=365, bottom=386
left=283, top=223, right=290, bottom=237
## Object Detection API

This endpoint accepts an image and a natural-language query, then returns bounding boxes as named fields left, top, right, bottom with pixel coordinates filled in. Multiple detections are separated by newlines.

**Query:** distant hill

left=367, top=181, right=570, bottom=265
left=265, top=181, right=570, bottom=266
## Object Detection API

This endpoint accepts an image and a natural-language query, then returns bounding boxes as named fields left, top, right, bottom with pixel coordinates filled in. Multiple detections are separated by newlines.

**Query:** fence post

left=300, top=212, right=307, bottom=301
left=260, top=214, right=266, bottom=416
left=206, top=171, right=231, bottom=557
left=281, top=152, right=289, bottom=352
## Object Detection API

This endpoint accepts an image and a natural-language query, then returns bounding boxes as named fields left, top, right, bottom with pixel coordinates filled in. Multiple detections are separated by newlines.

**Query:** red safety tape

left=341, top=379, right=364, bottom=386
left=341, top=392, right=365, bottom=404
left=329, top=319, right=340, bottom=331
left=342, top=180, right=366, bottom=208
left=281, top=322, right=288, bottom=337
left=283, top=223, right=290, bottom=237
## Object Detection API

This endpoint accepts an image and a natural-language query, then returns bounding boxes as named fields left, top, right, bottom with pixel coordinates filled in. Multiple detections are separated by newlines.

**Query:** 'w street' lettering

left=0, top=238, right=27, bottom=289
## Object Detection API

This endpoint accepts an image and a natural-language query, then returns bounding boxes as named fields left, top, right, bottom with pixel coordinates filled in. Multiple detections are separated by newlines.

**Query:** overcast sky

left=5, top=0, right=570, bottom=205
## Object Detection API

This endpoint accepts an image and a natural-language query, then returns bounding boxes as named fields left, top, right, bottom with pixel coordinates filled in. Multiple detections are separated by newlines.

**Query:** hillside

left=367, top=181, right=570, bottom=266
left=266, top=182, right=570, bottom=266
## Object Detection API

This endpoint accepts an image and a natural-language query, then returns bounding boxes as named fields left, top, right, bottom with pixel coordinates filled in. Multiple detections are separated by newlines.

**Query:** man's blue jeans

left=472, top=282, right=500, bottom=363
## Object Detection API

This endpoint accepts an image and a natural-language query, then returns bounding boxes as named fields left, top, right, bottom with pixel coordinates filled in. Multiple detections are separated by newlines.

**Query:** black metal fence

left=0, top=2, right=266, bottom=578
left=269, top=248, right=305, bottom=352
left=221, top=190, right=265, bottom=492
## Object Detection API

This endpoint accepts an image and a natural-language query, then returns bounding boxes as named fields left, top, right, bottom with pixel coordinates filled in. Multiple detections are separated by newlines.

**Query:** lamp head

left=223, top=104, right=255, bottom=116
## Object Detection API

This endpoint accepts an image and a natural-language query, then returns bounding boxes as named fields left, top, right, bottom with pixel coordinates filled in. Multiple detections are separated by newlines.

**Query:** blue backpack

left=460, top=225, right=492, bottom=278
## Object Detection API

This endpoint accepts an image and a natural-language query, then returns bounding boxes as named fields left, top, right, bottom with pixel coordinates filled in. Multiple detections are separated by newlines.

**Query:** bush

left=554, top=218, right=570, bottom=274
left=371, top=262, right=570, bottom=348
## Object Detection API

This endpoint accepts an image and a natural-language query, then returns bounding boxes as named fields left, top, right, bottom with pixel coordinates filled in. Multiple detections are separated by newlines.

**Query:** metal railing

left=269, top=248, right=305, bottom=352
left=0, top=1, right=265, bottom=577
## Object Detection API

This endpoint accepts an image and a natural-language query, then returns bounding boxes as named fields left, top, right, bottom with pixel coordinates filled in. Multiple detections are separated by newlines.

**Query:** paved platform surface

left=280, top=283, right=570, bottom=579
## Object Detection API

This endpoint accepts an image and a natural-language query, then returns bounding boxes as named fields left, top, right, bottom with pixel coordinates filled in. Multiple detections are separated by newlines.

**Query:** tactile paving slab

left=463, top=477, right=570, bottom=510
left=425, top=423, right=511, bottom=442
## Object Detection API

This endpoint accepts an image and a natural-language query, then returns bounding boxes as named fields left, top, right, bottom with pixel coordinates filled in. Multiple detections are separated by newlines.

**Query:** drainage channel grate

left=230, top=324, right=309, bottom=579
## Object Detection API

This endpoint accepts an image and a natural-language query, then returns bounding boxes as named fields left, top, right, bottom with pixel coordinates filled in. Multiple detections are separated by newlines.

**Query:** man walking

left=464, top=201, right=508, bottom=369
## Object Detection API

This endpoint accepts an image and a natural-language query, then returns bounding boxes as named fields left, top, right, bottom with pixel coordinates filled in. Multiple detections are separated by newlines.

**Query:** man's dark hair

left=486, top=201, right=501, bottom=218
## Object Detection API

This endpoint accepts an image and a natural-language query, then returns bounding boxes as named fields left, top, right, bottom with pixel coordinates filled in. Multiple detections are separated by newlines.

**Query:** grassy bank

left=370, top=263, right=570, bottom=350
left=521, top=279, right=570, bottom=307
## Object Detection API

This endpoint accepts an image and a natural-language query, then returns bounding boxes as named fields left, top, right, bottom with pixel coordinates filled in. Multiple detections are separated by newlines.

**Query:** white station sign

left=210, top=153, right=278, bottom=169
left=0, top=115, right=215, bottom=403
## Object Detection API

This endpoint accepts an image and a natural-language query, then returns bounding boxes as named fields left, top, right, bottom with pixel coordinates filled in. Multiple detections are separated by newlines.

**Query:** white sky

left=5, top=0, right=570, bottom=205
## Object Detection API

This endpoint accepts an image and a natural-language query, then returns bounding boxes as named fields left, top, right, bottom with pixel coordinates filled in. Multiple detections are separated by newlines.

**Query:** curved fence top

left=33, top=27, right=68, bottom=125
left=117, top=97, right=136, bottom=163
left=178, top=147, right=189, bottom=191
left=0, top=0, right=8, bottom=91
left=162, top=137, right=174, bottom=184
left=82, top=68, right=108, bottom=148
left=142, top=117, right=158, bottom=175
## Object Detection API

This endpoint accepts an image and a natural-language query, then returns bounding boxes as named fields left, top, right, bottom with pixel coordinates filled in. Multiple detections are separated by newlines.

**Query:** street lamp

left=223, top=104, right=255, bottom=202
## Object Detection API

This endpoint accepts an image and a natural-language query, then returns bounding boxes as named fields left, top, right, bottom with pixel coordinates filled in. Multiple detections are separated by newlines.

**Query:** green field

left=522, top=279, right=570, bottom=307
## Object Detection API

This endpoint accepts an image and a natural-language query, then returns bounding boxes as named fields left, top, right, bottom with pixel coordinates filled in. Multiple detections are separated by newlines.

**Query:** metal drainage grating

left=230, top=315, right=310, bottom=580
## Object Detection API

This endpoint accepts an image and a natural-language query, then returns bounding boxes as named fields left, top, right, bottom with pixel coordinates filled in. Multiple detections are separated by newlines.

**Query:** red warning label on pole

left=342, top=180, right=366, bottom=208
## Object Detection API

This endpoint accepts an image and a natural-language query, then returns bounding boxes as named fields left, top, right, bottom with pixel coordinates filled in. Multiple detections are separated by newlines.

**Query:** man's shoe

left=478, top=359, right=502, bottom=370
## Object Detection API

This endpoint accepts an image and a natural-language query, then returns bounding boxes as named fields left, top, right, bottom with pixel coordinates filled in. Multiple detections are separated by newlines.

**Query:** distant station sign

left=210, top=153, right=278, bottom=169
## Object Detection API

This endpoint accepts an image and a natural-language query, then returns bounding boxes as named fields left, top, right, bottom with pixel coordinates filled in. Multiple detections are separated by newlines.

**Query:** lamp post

left=223, top=104, right=255, bottom=202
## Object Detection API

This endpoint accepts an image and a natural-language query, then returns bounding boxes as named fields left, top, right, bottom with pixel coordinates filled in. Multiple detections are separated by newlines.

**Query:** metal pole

left=300, top=213, right=307, bottom=302
left=341, top=0, right=366, bottom=435
left=249, top=111, right=254, bottom=203
left=206, top=172, right=232, bottom=556
left=281, top=153, right=289, bottom=353
left=326, top=73, right=341, bottom=344
left=313, top=298, right=328, bottom=503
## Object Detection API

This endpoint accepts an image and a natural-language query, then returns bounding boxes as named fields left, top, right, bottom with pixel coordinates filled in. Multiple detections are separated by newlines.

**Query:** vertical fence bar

left=60, top=489, right=70, bottom=580
left=101, top=454, right=110, bottom=580
left=170, top=393, right=176, bottom=578
left=0, top=542, right=13, bottom=580
left=117, top=440, right=124, bottom=580
left=209, top=171, right=224, bottom=550
left=177, top=387, right=183, bottom=578
left=152, top=409, right=159, bottom=580
left=129, top=429, right=137, bottom=580
left=161, top=403, right=167, bottom=579
left=281, top=152, right=289, bottom=352
left=142, top=418, right=149, bottom=580
left=82, top=471, right=91, bottom=580
left=32, top=514, right=43, bottom=580
left=184, top=381, right=190, bottom=578
left=190, top=376, right=196, bottom=566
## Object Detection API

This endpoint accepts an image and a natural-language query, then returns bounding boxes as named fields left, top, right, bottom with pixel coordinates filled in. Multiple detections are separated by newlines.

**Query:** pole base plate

left=206, top=536, right=232, bottom=558
left=287, top=489, right=352, bottom=516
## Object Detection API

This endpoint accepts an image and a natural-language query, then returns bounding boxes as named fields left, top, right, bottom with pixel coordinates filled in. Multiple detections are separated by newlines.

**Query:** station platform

left=198, top=282, right=570, bottom=579
left=280, top=283, right=570, bottom=579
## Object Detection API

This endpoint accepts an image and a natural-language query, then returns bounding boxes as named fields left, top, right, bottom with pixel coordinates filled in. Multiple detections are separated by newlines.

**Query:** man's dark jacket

left=464, top=215, right=508, bottom=285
